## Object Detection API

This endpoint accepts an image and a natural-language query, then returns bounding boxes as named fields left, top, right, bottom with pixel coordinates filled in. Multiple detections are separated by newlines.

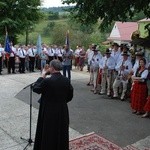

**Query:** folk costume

left=33, top=72, right=73, bottom=150
left=112, top=52, right=132, bottom=100
left=89, top=46, right=102, bottom=94
left=79, top=48, right=86, bottom=71
left=131, top=67, right=148, bottom=113
left=143, top=77, right=150, bottom=116
left=99, top=49, right=115, bottom=96
left=144, top=96, right=150, bottom=113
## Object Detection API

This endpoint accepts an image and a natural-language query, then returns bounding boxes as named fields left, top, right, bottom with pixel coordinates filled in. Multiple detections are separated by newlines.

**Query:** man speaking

left=33, top=59, right=73, bottom=150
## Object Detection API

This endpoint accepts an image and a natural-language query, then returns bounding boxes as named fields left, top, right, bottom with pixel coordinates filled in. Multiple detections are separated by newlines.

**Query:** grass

left=18, top=19, right=68, bottom=45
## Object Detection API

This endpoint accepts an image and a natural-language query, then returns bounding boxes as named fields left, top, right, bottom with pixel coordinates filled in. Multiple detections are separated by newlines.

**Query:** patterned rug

left=123, top=145, right=138, bottom=150
left=69, top=132, right=122, bottom=150
left=69, top=133, right=139, bottom=150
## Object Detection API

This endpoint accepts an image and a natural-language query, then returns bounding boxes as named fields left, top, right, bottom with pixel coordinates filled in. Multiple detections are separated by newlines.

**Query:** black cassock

left=33, top=72, right=73, bottom=150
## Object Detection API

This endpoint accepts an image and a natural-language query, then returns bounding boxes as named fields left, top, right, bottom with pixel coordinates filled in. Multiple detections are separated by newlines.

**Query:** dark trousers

left=19, top=58, right=25, bottom=73
left=8, top=57, right=15, bottom=73
left=29, top=57, right=35, bottom=72
left=63, top=65, right=71, bottom=80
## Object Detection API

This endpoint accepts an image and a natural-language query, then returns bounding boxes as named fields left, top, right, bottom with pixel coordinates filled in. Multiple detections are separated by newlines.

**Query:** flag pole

left=4, top=26, right=9, bottom=70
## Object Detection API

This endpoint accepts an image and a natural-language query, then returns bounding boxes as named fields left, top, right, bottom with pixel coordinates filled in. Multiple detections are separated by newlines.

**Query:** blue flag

left=65, top=30, right=70, bottom=48
left=4, top=35, right=11, bottom=53
left=36, top=34, right=42, bottom=55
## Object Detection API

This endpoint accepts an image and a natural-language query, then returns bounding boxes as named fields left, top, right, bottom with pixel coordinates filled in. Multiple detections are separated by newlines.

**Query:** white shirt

left=132, top=58, right=149, bottom=73
left=90, top=53, right=102, bottom=69
left=99, top=56, right=115, bottom=70
left=111, top=50, right=121, bottom=64
left=47, top=48, right=54, bottom=56
left=0, top=47, right=4, bottom=57
left=115, top=59, right=132, bottom=76
left=133, top=68, right=148, bottom=80
left=17, top=48, right=27, bottom=58
left=10, top=46, right=17, bottom=57
left=74, top=49, right=81, bottom=57
left=87, top=50, right=94, bottom=65
left=28, top=48, right=37, bottom=57
left=54, top=48, right=63, bottom=57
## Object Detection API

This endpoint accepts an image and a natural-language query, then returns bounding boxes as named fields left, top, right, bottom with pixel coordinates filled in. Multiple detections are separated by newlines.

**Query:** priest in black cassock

left=33, top=59, right=73, bottom=150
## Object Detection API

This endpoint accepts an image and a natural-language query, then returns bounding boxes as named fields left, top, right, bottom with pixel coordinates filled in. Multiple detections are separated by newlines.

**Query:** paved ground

left=0, top=67, right=150, bottom=149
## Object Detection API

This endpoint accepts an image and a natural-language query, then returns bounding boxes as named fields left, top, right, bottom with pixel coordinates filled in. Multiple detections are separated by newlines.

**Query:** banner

left=36, top=34, right=42, bottom=55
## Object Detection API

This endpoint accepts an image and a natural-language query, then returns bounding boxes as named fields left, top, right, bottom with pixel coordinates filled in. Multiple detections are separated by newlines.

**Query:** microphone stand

left=21, top=82, right=35, bottom=150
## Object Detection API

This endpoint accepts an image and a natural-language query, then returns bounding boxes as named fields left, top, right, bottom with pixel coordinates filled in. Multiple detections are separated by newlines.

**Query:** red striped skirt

left=74, top=57, right=79, bottom=66
left=144, top=96, right=150, bottom=112
left=131, top=82, right=148, bottom=112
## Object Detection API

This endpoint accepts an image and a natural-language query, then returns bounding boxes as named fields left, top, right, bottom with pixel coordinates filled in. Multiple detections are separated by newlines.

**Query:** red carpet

left=123, top=145, right=138, bottom=150
left=69, top=132, right=122, bottom=150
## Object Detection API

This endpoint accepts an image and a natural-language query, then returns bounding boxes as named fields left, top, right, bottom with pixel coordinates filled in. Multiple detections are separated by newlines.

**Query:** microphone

left=45, top=71, right=51, bottom=75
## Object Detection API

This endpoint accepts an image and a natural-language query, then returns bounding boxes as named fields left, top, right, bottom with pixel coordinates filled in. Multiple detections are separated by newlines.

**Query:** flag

left=65, top=30, right=70, bottom=48
left=36, top=34, right=42, bottom=55
left=4, top=35, right=11, bottom=53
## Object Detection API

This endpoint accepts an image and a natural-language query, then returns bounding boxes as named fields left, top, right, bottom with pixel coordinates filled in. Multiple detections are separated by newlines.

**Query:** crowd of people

left=85, top=43, right=150, bottom=119
left=0, top=42, right=150, bottom=119
left=0, top=43, right=73, bottom=80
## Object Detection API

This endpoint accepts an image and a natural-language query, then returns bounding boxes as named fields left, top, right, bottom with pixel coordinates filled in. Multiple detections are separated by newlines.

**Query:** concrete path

left=0, top=68, right=150, bottom=150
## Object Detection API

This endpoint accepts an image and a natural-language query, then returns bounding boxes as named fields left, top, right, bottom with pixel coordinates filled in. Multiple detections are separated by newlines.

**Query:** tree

left=48, top=11, right=59, bottom=20
left=0, top=0, right=41, bottom=44
left=145, top=23, right=150, bottom=38
left=42, top=21, right=55, bottom=36
left=62, top=0, right=150, bottom=31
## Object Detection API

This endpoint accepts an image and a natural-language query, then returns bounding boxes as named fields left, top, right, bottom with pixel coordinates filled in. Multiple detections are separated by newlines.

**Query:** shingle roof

left=108, top=22, right=138, bottom=41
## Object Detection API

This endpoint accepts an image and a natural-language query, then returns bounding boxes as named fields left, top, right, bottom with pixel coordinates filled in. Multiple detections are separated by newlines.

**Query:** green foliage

left=51, top=23, right=69, bottom=45
left=42, top=22, right=56, bottom=36
left=48, top=11, right=59, bottom=20
left=0, top=0, right=41, bottom=44
left=18, top=17, right=109, bottom=49
left=62, top=0, right=150, bottom=31
left=59, top=12, right=70, bottom=19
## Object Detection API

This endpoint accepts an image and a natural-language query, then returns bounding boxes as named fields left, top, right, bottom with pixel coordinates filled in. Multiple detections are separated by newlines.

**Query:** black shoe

left=98, top=92, right=105, bottom=95
left=87, top=83, right=91, bottom=86
left=12, top=72, right=16, bottom=74
left=120, top=98, right=125, bottom=101
left=111, top=96, right=118, bottom=99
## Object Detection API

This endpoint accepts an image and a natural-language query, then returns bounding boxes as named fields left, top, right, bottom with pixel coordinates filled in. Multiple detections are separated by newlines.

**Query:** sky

left=42, top=0, right=69, bottom=7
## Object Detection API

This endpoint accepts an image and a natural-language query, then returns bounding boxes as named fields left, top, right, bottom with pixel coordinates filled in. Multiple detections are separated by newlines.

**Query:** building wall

left=109, top=23, right=120, bottom=38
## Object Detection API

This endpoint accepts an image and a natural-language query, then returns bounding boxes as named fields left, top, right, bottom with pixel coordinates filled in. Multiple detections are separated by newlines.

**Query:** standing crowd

left=85, top=43, right=150, bottom=119
left=0, top=43, right=73, bottom=80
left=0, top=42, right=150, bottom=118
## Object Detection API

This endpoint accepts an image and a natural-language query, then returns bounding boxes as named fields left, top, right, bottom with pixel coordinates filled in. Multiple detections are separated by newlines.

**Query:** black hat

left=93, top=46, right=100, bottom=51
left=135, top=52, right=144, bottom=56
left=113, top=43, right=119, bottom=47
left=121, top=51, right=129, bottom=56
left=92, top=44, right=97, bottom=50
left=105, top=48, right=111, bottom=54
